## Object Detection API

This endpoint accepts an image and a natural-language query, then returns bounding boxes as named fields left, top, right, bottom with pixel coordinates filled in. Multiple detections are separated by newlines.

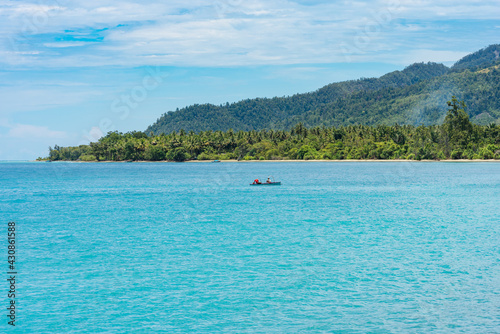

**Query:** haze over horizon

left=1, top=0, right=500, bottom=159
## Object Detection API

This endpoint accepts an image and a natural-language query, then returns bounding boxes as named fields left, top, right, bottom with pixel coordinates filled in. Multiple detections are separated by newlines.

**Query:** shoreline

left=33, top=159, right=500, bottom=163
left=188, top=159, right=500, bottom=163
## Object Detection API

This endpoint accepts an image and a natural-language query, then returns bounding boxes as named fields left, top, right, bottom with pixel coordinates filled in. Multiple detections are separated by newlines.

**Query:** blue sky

left=1, top=0, right=499, bottom=160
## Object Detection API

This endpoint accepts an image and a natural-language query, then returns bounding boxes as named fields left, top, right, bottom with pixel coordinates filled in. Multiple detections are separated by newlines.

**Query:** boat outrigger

left=250, top=176, right=281, bottom=186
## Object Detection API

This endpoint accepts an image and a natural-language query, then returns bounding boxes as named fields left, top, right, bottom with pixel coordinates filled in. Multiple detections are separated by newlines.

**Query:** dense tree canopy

left=44, top=98, right=500, bottom=162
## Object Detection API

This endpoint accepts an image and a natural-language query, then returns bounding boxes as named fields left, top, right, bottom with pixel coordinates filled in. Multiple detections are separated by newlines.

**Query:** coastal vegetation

left=43, top=45, right=500, bottom=162
left=45, top=97, right=500, bottom=162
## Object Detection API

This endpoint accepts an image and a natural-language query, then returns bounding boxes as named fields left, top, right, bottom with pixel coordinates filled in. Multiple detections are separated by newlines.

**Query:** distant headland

left=41, top=97, right=499, bottom=162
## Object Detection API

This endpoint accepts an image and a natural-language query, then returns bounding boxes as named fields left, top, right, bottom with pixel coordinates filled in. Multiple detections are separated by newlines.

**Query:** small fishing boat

left=250, top=176, right=281, bottom=186
left=250, top=181, right=281, bottom=186
left=212, top=160, right=221, bottom=163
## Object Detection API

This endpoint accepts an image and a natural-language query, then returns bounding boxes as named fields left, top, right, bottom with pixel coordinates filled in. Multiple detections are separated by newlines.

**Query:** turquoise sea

left=1, top=161, right=499, bottom=333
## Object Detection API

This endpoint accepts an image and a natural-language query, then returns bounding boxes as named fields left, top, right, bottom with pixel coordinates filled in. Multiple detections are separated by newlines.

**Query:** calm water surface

left=1, top=161, right=499, bottom=333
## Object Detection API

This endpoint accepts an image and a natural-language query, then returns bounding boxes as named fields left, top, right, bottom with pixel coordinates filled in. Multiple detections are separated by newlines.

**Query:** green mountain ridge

left=146, top=44, right=500, bottom=134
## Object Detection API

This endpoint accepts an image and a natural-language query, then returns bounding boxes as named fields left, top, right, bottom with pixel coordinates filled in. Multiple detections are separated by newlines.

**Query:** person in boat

left=266, top=177, right=272, bottom=183
left=253, top=179, right=261, bottom=184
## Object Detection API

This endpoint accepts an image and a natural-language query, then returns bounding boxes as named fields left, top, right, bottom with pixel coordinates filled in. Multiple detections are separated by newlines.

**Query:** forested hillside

left=146, top=44, right=500, bottom=134
left=45, top=97, right=500, bottom=162
left=451, top=44, right=500, bottom=72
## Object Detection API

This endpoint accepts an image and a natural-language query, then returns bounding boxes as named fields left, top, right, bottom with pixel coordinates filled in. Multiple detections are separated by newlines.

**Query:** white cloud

left=0, top=0, right=499, bottom=67
left=43, top=42, right=88, bottom=48
left=7, top=123, right=67, bottom=139
left=3, top=4, right=65, bottom=16
left=400, top=50, right=471, bottom=65
left=393, top=49, right=468, bottom=65
left=0, top=87, right=104, bottom=113
left=87, top=126, right=104, bottom=141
